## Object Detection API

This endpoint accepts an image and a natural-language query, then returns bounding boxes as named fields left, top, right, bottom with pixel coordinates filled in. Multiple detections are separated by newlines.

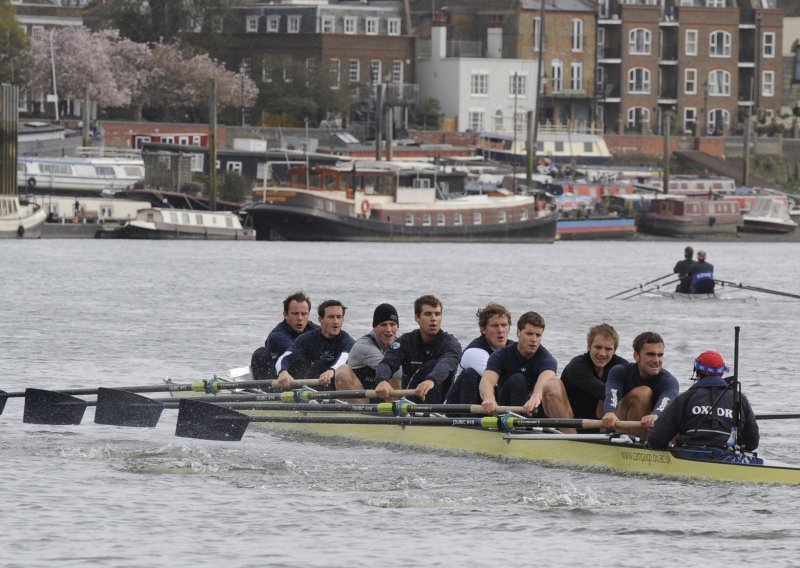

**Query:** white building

left=416, top=26, right=539, bottom=135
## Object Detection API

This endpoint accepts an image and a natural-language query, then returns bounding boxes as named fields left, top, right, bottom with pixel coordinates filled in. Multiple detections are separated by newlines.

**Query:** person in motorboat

left=276, top=299, right=355, bottom=390
left=646, top=350, right=759, bottom=451
left=250, top=291, right=319, bottom=381
left=673, top=246, right=695, bottom=293
left=560, top=323, right=627, bottom=427
left=478, top=311, right=574, bottom=430
left=373, top=295, right=462, bottom=403
left=444, top=302, right=513, bottom=405
left=334, top=303, right=402, bottom=399
left=601, top=331, right=679, bottom=438
left=687, top=250, right=715, bottom=294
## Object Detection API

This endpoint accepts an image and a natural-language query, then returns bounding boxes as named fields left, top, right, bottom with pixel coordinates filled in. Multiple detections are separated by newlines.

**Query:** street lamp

left=239, top=63, right=246, bottom=127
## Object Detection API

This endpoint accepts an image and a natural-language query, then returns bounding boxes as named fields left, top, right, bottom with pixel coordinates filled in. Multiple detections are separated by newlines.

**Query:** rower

left=673, top=246, right=694, bottom=293
left=688, top=250, right=715, bottom=294
left=601, top=331, right=679, bottom=438
left=647, top=350, right=759, bottom=451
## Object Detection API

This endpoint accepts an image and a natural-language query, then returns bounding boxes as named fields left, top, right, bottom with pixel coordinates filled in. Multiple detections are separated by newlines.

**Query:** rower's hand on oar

left=523, top=394, right=542, bottom=416
left=601, top=411, right=619, bottom=430
left=277, top=371, right=295, bottom=390
left=374, top=380, right=394, bottom=400
left=481, top=398, right=498, bottom=415
left=641, top=413, right=658, bottom=431
left=318, top=369, right=334, bottom=387
left=415, top=379, right=435, bottom=401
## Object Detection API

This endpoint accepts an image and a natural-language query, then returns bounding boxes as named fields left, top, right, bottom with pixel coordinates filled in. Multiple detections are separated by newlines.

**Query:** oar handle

left=582, top=419, right=642, bottom=430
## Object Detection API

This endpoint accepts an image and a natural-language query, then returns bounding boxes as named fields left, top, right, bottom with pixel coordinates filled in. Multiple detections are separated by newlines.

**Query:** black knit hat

left=372, top=303, right=399, bottom=327
left=684, top=246, right=693, bottom=258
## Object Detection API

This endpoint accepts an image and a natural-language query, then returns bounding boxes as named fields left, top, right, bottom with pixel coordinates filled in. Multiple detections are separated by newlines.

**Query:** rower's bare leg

left=542, top=379, right=576, bottom=434
left=334, top=365, right=367, bottom=403
left=616, top=386, right=653, bottom=438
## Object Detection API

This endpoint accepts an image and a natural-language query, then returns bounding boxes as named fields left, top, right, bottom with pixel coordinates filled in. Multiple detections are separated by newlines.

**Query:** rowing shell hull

left=239, top=410, right=800, bottom=485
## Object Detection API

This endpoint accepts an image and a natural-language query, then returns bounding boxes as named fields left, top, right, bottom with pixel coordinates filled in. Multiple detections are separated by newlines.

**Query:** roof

left=520, top=0, right=597, bottom=12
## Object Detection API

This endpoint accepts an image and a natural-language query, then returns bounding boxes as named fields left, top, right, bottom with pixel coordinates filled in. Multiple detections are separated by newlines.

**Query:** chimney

left=432, top=25, right=447, bottom=59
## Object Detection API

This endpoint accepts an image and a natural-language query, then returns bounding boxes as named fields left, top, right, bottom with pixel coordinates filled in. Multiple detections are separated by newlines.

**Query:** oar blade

left=23, top=388, right=87, bottom=425
left=0, top=391, right=7, bottom=415
left=95, top=388, right=164, bottom=428
left=175, top=399, right=251, bottom=441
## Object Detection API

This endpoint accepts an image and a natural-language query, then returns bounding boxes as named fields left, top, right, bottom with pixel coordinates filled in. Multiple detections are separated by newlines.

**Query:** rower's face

left=319, top=306, right=344, bottom=338
left=415, top=304, right=442, bottom=336
left=481, top=314, right=510, bottom=350
left=516, top=324, right=544, bottom=357
left=589, top=334, right=617, bottom=371
left=284, top=300, right=310, bottom=333
left=374, top=320, right=399, bottom=346
left=634, top=342, right=664, bottom=378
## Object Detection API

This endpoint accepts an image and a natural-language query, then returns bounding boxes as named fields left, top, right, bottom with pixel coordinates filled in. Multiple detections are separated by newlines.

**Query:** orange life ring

left=360, top=199, right=371, bottom=215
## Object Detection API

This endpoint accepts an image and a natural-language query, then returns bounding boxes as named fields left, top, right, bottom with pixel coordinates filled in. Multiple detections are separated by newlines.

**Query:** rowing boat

left=169, top=369, right=800, bottom=485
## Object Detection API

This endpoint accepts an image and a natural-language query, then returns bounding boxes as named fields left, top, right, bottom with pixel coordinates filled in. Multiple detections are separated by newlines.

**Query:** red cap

left=694, top=350, right=729, bottom=376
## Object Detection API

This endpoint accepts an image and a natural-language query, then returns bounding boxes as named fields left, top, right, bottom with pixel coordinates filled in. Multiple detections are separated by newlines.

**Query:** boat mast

left=209, top=79, right=218, bottom=212
left=529, top=0, right=546, bottom=183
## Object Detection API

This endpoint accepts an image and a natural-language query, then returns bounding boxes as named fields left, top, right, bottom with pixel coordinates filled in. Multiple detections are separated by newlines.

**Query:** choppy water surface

left=2, top=240, right=800, bottom=567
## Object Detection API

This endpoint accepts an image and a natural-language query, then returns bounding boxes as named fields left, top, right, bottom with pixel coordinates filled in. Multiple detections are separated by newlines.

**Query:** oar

left=756, top=414, right=800, bottom=420
left=174, top=399, right=642, bottom=441
left=0, top=377, right=321, bottom=419
left=619, top=278, right=681, bottom=300
left=714, top=279, right=800, bottom=300
left=92, top=387, right=417, bottom=427
left=605, top=272, right=675, bottom=300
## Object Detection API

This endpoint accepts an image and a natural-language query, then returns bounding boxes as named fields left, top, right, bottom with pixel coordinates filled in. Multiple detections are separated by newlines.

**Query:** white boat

left=476, top=125, right=612, bottom=166
left=0, top=195, right=47, bottom=239
left=17, top=147, right=145, bottom=193
left=25, top=194, right=152, bottom=239
left=740, top=196, right=798, bottom=234
left=117, top=207, right=255, bottom=240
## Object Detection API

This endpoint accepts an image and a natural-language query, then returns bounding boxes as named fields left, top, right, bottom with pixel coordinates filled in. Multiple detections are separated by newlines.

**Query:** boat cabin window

left=147, top=212, right=155, bottom=222
left=521, top=209, right=529, bottom=221
left=226, top=216, right=234, bottom=228
left=685, top=203, right=701, bottom=214
left=405, top=214, right=414, bottom=226
left=124, top=166, right=144, bottom=177
left=437, top=213, right=446, bottom=226
left=412, top=178, right=431, bottom=189
left=95, top=166, right=116, bottom=177
left=227, top=161, right=243, bottom=174
left=422, top=214, right=431, bottom=226
left=326, top=201, right=335, bottom=213
left=41, top=164, right=73, bottom=175
left=100, top=206, right=112, bottom=219
left=453, top=213, right=463, bottom=226
left=182, top=213, right=191, bottom=224
left=583, top=142, right=594, bottom=153
left=196, top=214, right=204, bottom=225
left=169, top=211, right=178, bottom=223
left=555, top=142, right=565, bottom=153
left=17, top=163, right=24, bottom=172
left=473, top=212, right=482, bottom=225
left=498, top=211, right=507, bottom=224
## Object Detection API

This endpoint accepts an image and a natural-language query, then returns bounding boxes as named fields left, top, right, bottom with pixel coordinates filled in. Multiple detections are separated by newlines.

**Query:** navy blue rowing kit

left=604, top=360, right=679, bottom=416
left=251, top=320, right=319, bottom=380
left=445, top=335, right=510, bottom=405
left=278, top=328, right=355, bottom=384
left=647, top=376, right=759, bottom=450
left=485, top=343, right=558, bottom=410
left=561, top=352, right=627, bottom=420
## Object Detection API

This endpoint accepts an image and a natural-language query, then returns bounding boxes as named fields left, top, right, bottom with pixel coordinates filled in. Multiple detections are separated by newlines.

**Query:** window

left=366, top=17, right=379, bottom=35
left=509, top=74, right=526, bottom=96
left=763, top=32, right=775, bottom=58
left=685, top=29, right=697, bottom=56
left=344, top=16, right=357, bottom=34
left=709, top=31, right=731, bottom=57
left=494, top=109, right=504, bottom=131
left=629, top=28, right=651, bottom=55
left=571, top=19, right=583, bottom=52
left=762, top=71, right=774, bottom=97
left=330, top=59, right=340, bottom=88
left=707, top=69, right=731, bottom=95
left=468, top=111, right=484, bottom=132
left=267, top=15, right=280, bottom=33
left=453, top=213, right=463, bottom=226
left=555, top=141, right=565, bottom=152
left=520, top=209, right=529, bottom=221
left=348, top=59, right=360, bottom=83
left=551, top=60, right=563, bottom=92
left=599, top=0, right=610, bottom=17
left=246, top=16, right=259, bottom=32
left=795, top=45, right=800, bottom=82
left=262, top=58, right=273, bottom=83
left=288, top=15, right=301, bottom=33
left=471, top=73, right=488, bottom=95
left=707, top=109, right=730, bottom=134
left=31, top=26, right=44, bottom=42
left=370, top=60, right=381, bottom=85
left=627, top=107, right=650, bottom=129
left=571, top=61, right=583, bottom=91
left=473, top=212, right=482, bottom=225
left=322, top=15, right=335, bottom=33
left=196, top=214, right=204, bottom=225
left=628, top=68, right=650, bottom=93
left=533, top=17, right=544, bottom=51
left=597, top=28, right=605, bottom=52
left=391, top=60, right=403, bottom=84
left=683, top=107, right=697, bottom=133
left=436, top=213, right=446, bottom=226
left=685, top=68, right=697, bottom=94
left=388, top=18, right=401, bottom=35
left=422, top=214, right=432, bottom=226
left=405, top=213, right=414, bottom=226
left=499, top=211, right=507, bottom=224
left=705, top=0, right=726, bottom=6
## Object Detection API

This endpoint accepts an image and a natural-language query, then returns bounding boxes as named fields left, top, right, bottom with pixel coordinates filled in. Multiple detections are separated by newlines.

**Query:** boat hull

left=248, top=204, right=557, bottom=243
left=556, top=217, right=635, bottom=240
left=239, top=411, right=800, bottom=485
left=116, top=221, right=253, bottom=240
left=0, top=197, right=47, bottom=239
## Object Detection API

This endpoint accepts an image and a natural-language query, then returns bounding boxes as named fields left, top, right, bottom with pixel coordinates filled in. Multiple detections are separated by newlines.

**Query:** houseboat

left=739, top=196, right=797, bottom=234
left=0, top=195, right=46, bottom=239
left=116, top=208, right=254, bottom=240
left=17, top=147, right=145, bottom=193
left=637, top=197, right=742, bottom=237
left=25, top=194, right=152, bottom=238
left=475, top=125, right=612, bottom=167
left=246, top=160, right=557, bottom=242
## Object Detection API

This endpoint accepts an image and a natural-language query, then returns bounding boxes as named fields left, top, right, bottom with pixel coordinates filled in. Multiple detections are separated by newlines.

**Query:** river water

left=2, top=239, right=800, bottom=567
